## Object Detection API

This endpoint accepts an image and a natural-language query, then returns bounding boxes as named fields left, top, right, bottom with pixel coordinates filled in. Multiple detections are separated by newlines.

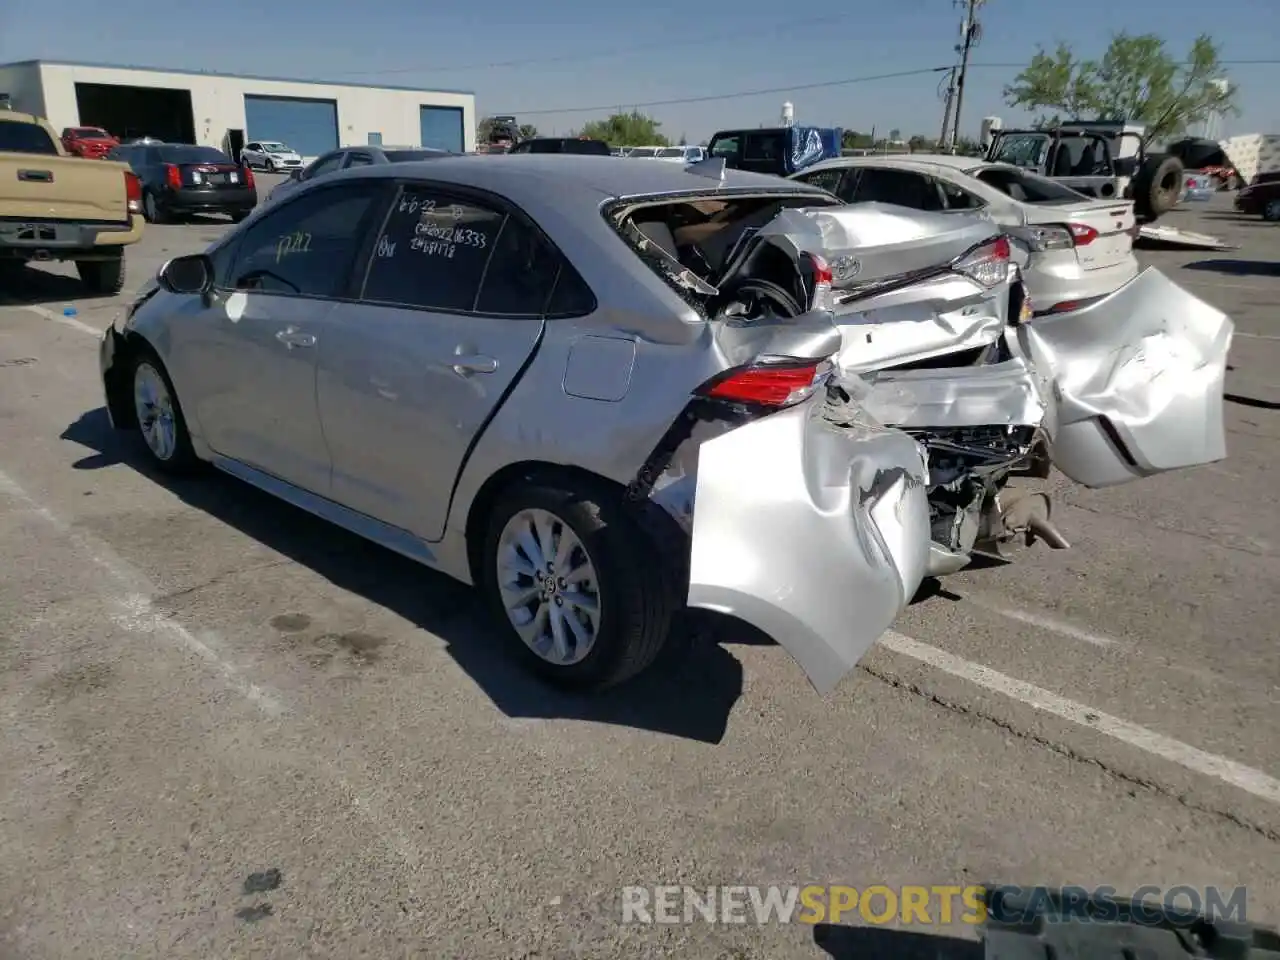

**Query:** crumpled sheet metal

left=852, top=358, right=1047, bottom=428
left=1017, top=267, right=1233, bottom=488
left=834, top=276, right=1008, bottom=375
left=758, top=203, right=998, bottom=287
left=687, top=400, right=930, bottom=694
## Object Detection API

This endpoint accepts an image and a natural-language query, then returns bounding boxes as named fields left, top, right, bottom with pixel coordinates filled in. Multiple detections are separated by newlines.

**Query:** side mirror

left=157, top=254, right=213, bottom=295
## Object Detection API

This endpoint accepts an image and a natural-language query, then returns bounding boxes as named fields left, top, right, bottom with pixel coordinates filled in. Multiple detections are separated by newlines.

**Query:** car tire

left=77, top=255, right=126, bottom=296
left=1264, top=200, right=1280, bottom=222
left=480, top=481, right=677, bottom=691
left=142, top=191, right=167, bottom=224
left=266, top=158, right=277, bottom=173
left=129, top=348, right=200, bottom=474
left=1133, top=154, right=1184, bottom=220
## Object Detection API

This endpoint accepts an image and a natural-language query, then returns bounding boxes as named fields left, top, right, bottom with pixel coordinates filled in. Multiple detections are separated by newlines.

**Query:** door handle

left=275, top=327, right=316, bottom=349
left=451, top=354, right=498, bottom=375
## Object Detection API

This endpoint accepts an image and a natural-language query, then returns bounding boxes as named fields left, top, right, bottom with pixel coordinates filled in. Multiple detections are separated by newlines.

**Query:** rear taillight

left=1067, top=223, right=1098, bottom=246
left=242, top=164, right=256, bottom=189
left=124, top=171, right=142, bottom=214
left=952, top=235, right=1010, bottom=288
left=697, top=357, right=834, bottom=409
left=805, top=252, right=834, bottom=312
left=164, top=164, right=182, bottom=189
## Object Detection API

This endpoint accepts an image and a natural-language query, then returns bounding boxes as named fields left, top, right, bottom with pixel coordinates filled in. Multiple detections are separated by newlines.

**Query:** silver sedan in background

left=792, top=154, right=1140, bottom=316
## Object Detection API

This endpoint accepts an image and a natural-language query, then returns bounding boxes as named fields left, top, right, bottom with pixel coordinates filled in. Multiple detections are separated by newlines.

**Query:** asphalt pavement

left=1, top=177, right=1277, bottom=959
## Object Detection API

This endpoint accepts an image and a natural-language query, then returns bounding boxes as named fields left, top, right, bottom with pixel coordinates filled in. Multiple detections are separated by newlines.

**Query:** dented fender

left=687, top=399, right=930, bottom=694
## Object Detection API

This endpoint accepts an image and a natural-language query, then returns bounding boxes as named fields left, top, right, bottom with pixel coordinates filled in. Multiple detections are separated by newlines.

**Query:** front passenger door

left=166, top=181, right=389, bottom=494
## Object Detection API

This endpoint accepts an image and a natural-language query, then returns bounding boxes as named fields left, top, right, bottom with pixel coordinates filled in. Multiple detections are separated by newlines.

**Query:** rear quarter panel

left=444, top=187, right=728, bottom=537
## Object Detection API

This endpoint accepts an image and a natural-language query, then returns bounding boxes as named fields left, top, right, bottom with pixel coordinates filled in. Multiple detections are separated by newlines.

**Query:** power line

left=330, top=14, right=859, bottom=77
left=515, top=66, right=950, bottom=117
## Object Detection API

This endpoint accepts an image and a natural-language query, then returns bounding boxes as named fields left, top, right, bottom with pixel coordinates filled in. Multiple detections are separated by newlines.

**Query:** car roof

left=330, top=153, right=832, bottom=200
left=798, top=153, right=1028, bottom=179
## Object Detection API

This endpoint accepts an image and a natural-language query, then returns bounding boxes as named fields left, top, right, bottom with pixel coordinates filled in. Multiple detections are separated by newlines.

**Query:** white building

left=0, top=60, right=476, bottom=160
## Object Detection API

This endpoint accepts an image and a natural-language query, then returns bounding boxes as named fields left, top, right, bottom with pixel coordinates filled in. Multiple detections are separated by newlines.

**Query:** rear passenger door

left=316, top=182, right=571, bottom=539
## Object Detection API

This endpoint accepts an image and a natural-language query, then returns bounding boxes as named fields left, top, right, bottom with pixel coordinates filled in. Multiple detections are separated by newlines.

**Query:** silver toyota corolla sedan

left=100, top=156, right=947, bottom=692
left=97, top=155, right=1230, bottom=695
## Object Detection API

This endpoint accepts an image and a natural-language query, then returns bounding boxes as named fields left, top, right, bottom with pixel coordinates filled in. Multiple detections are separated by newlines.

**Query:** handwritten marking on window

left=376, top=234, right=397, bottom=258
left=275, top=230, right=311, bottom=263
left=409, top=237, right=456, bottom=258
left=398, top=195, right=435, bottom=215
left=412, top=221, right=487, bottom=250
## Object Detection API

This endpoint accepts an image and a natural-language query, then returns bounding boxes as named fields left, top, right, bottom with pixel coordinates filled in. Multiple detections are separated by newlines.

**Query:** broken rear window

left=605, top=190, right=841, bottom=311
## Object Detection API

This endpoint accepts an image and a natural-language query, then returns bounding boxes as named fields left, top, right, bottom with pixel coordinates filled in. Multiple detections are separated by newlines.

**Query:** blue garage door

left=420, top=106, right=464, bottom=153
left=244, top=95, right=338, bottom=159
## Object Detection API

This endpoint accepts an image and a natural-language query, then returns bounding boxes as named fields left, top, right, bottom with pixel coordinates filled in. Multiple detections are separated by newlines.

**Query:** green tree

left=518, top=124, right=539, bottom=140
left=575, top=111, right=670, bottom=147
left=841, top=130, right=875, bottom=150
left=1004, top=33, right=1237, bottom=143
left=908, top=135, right=934, bottom=152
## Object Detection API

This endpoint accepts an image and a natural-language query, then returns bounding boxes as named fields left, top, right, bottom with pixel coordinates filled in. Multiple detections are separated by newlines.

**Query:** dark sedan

left=106, top=143, right=257, bottom=224
left=1233, top=174, right=1280, bottom=221
left=266, top=145, right=451, bottom=203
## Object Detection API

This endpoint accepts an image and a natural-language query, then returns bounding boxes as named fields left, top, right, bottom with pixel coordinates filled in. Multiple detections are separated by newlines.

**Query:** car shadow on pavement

left=1183, top=258, right=1280, bottom=278
left=813, top=923, right=981, bottom=959
left=60, top=406, right=745, bottom=744
left=0, top=263, right=108, bottom=307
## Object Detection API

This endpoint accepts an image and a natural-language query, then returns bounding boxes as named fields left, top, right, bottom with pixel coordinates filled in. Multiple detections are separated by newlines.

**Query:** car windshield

left=0, top=121, right=59, bottom=155
left=657, top=148, right=685, bottom=158
left=157, top=146, right=232, bottom=164
left=71, top=127, right=110, bottom=138
left=629, top=147, right=660, bottom=158
left=975, top=166, right=1089, bottom=205
left=988, top=134, right=1049, bottom=167
left=262, top=142, right=291, bottom=152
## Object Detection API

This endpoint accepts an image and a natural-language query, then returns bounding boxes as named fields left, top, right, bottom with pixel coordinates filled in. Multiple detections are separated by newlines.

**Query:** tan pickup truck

left=0, top=110, right=143, bottom=295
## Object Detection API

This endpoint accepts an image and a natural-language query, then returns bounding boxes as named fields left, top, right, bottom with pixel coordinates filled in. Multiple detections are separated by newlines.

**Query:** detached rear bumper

left=687, top=399, right=930, bottom=694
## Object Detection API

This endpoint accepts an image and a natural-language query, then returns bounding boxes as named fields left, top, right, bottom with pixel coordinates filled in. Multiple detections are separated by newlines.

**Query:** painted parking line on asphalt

left=878, top=631, right=1280, bottom=806
left=0, top=465, right=286, bottom=717
left=7, top=297, right=1280, bottom=809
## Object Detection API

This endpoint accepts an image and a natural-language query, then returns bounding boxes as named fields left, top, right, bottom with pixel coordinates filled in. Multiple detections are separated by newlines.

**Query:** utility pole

left=939, top=66, right=957, bottom=148
left=949, top=0, right=984, bottom=153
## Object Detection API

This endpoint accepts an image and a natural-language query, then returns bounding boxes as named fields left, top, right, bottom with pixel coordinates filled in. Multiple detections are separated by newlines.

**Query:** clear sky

left=3, top=0, right=1277, bottom=143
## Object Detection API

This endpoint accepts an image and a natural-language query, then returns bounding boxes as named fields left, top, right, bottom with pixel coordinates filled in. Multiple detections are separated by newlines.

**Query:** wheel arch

left=461, top=459, right=689, bottom=591
left=102, top=328, right=161, bottom=429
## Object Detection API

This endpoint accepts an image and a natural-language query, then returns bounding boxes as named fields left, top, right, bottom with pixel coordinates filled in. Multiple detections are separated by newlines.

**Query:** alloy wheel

left=133, top=361, right=178, bottom=461
left=496, top=507, right=602, bottom=665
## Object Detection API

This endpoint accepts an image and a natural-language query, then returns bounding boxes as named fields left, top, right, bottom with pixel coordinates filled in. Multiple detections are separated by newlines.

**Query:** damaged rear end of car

left=606, top=177, right=1232, bottom=693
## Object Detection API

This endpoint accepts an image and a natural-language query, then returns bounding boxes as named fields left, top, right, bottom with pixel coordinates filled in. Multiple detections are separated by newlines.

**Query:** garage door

left=420, top=106, right=464, bottom=153
left=244, top=95, right=338, bottom=160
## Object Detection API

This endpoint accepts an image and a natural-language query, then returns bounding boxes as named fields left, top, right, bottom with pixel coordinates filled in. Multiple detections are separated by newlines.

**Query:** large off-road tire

left=480, top=480, right=677, bottom=691
left=77, top=255, right=126, bottom=296
left=128, top=347, right=201, bottom=474
left=1133, top=154, right=1184, bottom=220
left=1263, top=200, right=1280, bottom=222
